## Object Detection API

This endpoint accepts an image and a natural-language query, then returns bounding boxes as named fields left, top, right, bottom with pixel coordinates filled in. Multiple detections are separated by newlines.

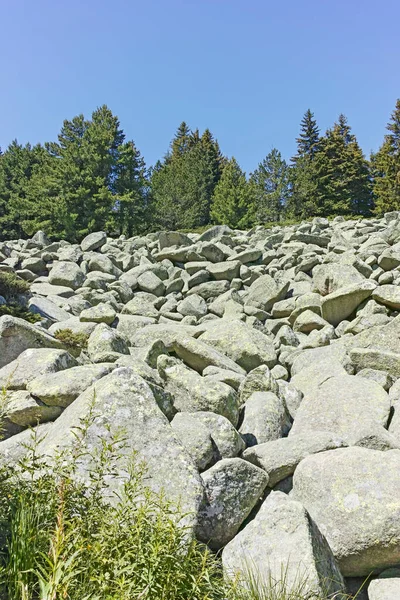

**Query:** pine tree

left=372, top=99, right=400, bottom=215
left=112, top=140, right=149, bottom=237
left=0, top=141, right=47, bottom=239
left=293, top=109, right=320, bottom=161
left=249, top=148, right=290, bottom=223
left=19, top=106, right=134, bottom=240
left=314, top=115, right=372, bottom=216
left=151, top=124, right=224, bottom=229
left=170, top=122, right=191, bottom=161
left=210, top=158, right=254, bottom=228
left=288, top=109, right=321, bottom=217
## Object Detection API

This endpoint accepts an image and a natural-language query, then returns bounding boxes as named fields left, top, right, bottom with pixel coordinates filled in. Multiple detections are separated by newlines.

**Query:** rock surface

left=3, top=216, right=400, bottom=589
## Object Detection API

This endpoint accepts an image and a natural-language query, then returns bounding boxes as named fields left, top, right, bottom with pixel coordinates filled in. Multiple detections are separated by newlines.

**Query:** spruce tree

left=315, top=115, right=372, bottom=216
left=210, top=158, right=254, bottom=228
left=288, top=109, right=321, bottom=217
left=0, top=141, right=47, bottom=239
left=250, top=148, right=290, bottom=223
left=372, top=99, right=400, bottom=215
left=293, top=109, right=320, bottom=161
left=112, top=140, right=149, bottom=237
left=151, top=124, right=224, bottom=229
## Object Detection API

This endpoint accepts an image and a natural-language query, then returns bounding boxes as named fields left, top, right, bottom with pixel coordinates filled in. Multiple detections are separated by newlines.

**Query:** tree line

left=0, top=100, right=399, bottom=241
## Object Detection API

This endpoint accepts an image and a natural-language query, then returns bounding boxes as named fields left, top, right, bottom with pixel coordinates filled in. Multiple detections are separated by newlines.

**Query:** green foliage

left=288, top=110, right=321, bottom=217
left=0, top=304, right=41, bottom=324
left=314, top=115, right=372, bottom=216
left=151, top=123, right=224, bottom=230
left=0, top=272, right=30, bottom=301
left=53, top=329, right=89, bottom=357
left=1, top=106, right=149, bottom=242
left=372, top=99, right=400, bottom=215
left=250, top=149, right=290, bottom=222
left=211, top=157, right=254, bottom=228
left=293, top=109, right=320, bottom=162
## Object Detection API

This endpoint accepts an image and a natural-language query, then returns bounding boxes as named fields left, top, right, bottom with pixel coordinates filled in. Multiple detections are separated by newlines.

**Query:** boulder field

left=3, top=215, right=400, bottom=597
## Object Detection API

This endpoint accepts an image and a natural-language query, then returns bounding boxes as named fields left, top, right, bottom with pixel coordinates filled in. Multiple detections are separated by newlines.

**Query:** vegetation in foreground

left=0, top=400, right=363, bottom=600
left=0, top=99, right=399, bottom=241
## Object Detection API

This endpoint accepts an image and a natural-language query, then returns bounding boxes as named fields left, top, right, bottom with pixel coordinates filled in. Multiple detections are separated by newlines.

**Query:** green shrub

left=0, top=408, right=361, bottom=600
left=0, top=304, right=41, bottom=324
left=53, top=329, right=89, bottom=357
left=0, top=273, right=30, bottom=301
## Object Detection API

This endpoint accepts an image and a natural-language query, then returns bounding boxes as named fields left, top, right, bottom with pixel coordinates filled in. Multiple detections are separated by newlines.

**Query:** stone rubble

left=3, top=214, right=400, bottom=595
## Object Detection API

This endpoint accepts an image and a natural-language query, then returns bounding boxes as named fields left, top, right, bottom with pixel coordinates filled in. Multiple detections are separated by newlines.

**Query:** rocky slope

left=2, top=215, right=400, bottom=598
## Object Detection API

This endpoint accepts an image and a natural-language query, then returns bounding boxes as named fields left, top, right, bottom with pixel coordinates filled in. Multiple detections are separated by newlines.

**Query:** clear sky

left=0, top=0, right=399, bottom=173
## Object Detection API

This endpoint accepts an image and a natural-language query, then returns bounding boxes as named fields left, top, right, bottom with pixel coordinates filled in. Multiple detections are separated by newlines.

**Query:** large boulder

left=244, top=275, right=289, bottom=312
left=27, top=364, right=114, bottom=407
left=0, top=348, right=77, bottom=389
left=199, top=319, right=277, bottom=372
left=37, top=368, right=204, bottom=531
left=321, top=280, right=377, bottom=326
left=48, top=261, right=85, bottom=290
left=293, top=447, right=400, bottom=576
left=0, top=316, right=64, bottom=369
left=222, top=491, right=345, bottom=598
left=290, top=374, right=390, bottom=444
left=157, top=355, right=239, bottom=425
left=196, top=458, right=268, bottom=549
left=239, top=391, right=291, bottom=447
left=243, top=431, right=347, bottom=487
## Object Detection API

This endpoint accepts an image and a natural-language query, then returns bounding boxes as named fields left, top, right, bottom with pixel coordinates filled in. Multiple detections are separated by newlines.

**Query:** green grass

left=0, top=405, right=361, bottom=600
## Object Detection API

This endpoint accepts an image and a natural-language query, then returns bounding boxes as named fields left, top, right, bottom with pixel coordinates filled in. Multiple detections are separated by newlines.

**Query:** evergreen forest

left=0, top=100, right=399, bottom=242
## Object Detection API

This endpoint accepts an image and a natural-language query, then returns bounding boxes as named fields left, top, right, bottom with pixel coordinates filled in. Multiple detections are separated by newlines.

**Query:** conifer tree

left=250, top=148, right=290, bottom=222
left=170, top=122, right=191, bottom=161
left=315, top=115, right=372, bottom=215
left=293, top=109, right=320, bottom=161
left=151, top=124, right=224, bottom=229
left=372, top=99, right=400, bottom=214
left=210, top=158, right=254, bottom=228
left=288, top=109, right=321, bottom=217
left=0, top=141, right=47, bottom=239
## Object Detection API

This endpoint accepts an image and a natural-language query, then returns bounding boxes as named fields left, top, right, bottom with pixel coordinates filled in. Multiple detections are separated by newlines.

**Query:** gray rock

left=243, top=431, right=347, bottom=486
left=239, top=391, right=291, bottom=447
left=171, top=334, right=246, bottom=375
left=199, top=319, right=277, bottom=372
left=372, top=285, right=400, bottom=309
left=28, top=297, right=71, bottom=322
left=222, top=491, right=345, bottom=598
left=290, top=374, right=390, bottom=444
left=0, top=347, right=77, bottom=390
left=293, top=447, right=400, bottom=576
left=80, top=231, right=107, bottom=252
left=87, top=323, right=130, bottom=362
left=37, top=368, right=204, bottom=531
left=177, top=294, right=207, bottom=319
left=185, top=411, right=245, bottom=460
left=321, top=280, right=377, bottom=326
left=312, top=263, right=364, bottom=295
left=49, top=261, right=85, bottom=290
left=27, top=364, right=113, bottom=407
left=171, top=413, right=213, bottom=471
left=4, top=390, right=62, bottom=427
left=197, top=458, right=268, bottom=549
left=157, top=355, right=239, bottom=425
left=368, top=572, right=400, bottom=600
left=80, top=303, right=116, bottom=325
left=245, top=274, right=289, bottom=312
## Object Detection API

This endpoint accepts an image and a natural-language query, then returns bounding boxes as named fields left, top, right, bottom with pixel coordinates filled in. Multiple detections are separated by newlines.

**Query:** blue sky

left=0, top=0, right=399, bottom=173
